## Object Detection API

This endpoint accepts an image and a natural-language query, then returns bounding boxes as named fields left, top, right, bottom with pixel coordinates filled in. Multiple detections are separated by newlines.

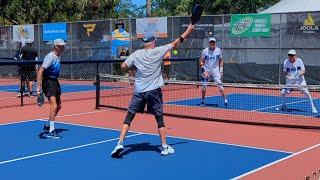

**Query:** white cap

left=25, top=38, right=32, bottom=44
left=54, top=39, right=66, bottom=46
left=142, top=32, right=155, bottom=43
left=288, top=49, right=296, bottom=55
left=209, top=37, right=216, bottom=42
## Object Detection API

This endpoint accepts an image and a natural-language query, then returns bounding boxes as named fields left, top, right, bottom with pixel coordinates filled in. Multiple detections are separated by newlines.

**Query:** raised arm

left=170, top=24, right=195, bottom=49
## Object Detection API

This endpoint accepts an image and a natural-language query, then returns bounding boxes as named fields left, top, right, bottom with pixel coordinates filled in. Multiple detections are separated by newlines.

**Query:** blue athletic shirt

left=42, top=52, right=61, bottom=79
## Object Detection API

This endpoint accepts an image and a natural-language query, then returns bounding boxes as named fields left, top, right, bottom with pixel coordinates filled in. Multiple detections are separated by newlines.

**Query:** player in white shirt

left=199, top=37, right=228, bottom=107
left=278, top=49, right=317, bottom=114
left=110, top=24, right=195, bottom=158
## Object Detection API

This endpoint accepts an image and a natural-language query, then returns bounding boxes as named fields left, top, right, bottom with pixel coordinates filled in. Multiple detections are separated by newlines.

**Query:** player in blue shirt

left=36, top=39, right=66, bottom=139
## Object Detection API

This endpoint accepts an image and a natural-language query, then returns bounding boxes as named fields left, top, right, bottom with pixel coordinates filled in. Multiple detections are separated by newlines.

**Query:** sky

left=131, top=0, right=146, bottom=6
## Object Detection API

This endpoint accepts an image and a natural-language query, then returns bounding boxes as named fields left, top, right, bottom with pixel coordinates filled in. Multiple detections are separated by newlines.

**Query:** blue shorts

left=128, top=88, right=163, bottom=116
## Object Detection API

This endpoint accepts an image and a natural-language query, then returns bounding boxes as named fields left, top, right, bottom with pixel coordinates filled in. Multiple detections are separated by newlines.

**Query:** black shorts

left=42, top=78, right=61, bottom=97
left=128, top=88, right=163, bottom=116
left=20, top=70, right=36, bottom=81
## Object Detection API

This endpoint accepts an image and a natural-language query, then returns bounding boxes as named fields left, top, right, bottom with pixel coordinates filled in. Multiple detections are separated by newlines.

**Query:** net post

left=95, top=62, right=100, bottom=109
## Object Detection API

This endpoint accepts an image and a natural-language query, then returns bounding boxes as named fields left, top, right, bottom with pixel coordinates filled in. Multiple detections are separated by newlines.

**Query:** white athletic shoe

left=312, top=107, right=318, bottom=114
left=111, top=144, right=124, bottom=158
left=161, top=144, right=174, bottom=156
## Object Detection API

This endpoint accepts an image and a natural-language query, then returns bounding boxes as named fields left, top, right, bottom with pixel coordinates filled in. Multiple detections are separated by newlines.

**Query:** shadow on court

left=38, top=128, right=69, bottom=139
left=114, top=141, right=188, bottom=158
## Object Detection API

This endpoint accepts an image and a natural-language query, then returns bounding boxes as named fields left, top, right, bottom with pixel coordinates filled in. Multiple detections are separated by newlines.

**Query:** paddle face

left=37, top=93, right=45, bottom=107
left=191, top=4, right=204, bottom=24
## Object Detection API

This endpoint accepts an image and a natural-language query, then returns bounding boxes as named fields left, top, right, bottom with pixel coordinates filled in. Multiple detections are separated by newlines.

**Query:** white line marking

left=0, top=109, right=115, bottom=126
left=0, top=133, right=142, bottom=165
left=41, top=109, right=116, bottom=120
left=165, top=95, right=318, bottom=118
left=53, top=121, right=292, bottom=154
left=230, top=142, right=320, bottom=179
left=251, top=99, right=314, bottom=112
left=0, top=119, right=38, bottom=126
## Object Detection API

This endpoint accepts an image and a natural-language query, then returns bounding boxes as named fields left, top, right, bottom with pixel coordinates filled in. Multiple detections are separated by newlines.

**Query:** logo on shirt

left=287, top=67, right=301, bottom=72
left=83, top=24, right=96, bottom=36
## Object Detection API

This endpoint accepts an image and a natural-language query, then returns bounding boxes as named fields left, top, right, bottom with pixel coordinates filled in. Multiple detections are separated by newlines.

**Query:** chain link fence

left=0, top=13, right=319, bottom=84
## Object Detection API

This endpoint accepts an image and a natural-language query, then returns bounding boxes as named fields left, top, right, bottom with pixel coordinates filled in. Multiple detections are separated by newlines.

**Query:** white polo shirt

left=283, top=58, right=306, bottom=86
left=125, top=44, right=173, bottom=93
left=201, top=47, right=222, bottom=73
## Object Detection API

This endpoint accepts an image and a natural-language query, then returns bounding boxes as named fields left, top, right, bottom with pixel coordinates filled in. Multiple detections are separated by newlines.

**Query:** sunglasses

left=288, top=54, right=295, bottom=56
left=209, top=41, right=216, bottom=43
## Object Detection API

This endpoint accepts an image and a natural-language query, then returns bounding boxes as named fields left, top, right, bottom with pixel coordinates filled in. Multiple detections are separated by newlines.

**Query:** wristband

left=178, top=35, right=184, bottom=43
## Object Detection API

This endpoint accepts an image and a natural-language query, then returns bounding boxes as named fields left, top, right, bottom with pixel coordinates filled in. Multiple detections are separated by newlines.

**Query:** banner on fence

left=136, top=17, right=167, bottom=38
left=176, top=16, right=214, bottom=38
left=43, top=22, right=67, bottom=41
left=13, top=25, right=35, bottom=45
left=287, top=12, right=320, bottom=35
left=230, top=14, right=271, bottom=37
left=78, top=21, right=107, bottom=41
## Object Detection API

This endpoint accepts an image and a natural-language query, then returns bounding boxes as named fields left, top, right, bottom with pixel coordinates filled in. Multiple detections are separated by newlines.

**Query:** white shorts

left=201, top=70, right=222, bottom=86
left=281, top=84, right=308, bottom=94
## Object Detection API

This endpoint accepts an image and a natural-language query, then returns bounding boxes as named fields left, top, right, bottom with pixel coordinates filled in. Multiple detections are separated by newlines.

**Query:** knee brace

left=155, top=115, right=165, bottom=128
left=123, top=111, right=135, bottom=126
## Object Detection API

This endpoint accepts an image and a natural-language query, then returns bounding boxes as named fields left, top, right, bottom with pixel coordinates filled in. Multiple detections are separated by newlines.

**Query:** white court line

left=230, top=142, right=320, bottom=180
left=0, top=108, right=294, bottom=166
left=0, top=119, right=39, bottom=126
left=251, top=99, right=312, bottom=112
left=52, top=120, right=292, bottom=154
left=0, top=133, right=142, bottom=165
left=0, top=109, right=115, bottom=126
left=165, top=95, right=318, bottom=118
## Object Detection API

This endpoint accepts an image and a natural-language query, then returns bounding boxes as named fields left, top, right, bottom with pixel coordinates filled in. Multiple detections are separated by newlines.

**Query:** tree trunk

left=146, top=0, right=151, bottom=17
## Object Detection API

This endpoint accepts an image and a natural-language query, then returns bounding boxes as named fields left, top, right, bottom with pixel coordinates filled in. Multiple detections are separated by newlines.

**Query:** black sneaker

left=28, top=92, right=34, bottom=98
left=200, top=101, right=205, bottom=107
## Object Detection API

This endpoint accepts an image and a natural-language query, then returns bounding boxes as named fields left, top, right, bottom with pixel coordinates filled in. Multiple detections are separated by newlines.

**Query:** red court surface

left=1, top=96, right=320, bottom=179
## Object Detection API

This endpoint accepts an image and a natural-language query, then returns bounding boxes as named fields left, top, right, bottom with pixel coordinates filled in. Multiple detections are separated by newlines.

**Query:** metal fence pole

left=278, top=13, right=283, bottom=85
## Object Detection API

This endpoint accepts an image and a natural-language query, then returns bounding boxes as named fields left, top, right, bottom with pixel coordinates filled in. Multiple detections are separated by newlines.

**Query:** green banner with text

left=230, top=14, right=271, bottom=37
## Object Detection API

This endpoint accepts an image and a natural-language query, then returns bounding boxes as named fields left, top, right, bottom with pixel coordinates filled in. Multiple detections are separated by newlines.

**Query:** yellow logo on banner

left=83, top=24, right=96, bottom=36
left=304, top=13, right=315, bottom=26
left=299, top=13, right=319, bottom=33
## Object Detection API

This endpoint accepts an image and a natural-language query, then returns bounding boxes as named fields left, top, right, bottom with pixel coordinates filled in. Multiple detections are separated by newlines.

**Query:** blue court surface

left=0, top=84, right=121, bottom=93
left=166, top=94, right=320, bottom=117
left=0, top=120, right=290, bottom=180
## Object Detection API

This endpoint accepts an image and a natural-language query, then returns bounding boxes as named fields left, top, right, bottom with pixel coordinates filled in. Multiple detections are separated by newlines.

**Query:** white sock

left=117, top=141, right=123, bottom=146
left=49, top=121, right=55, bottom=132
left=303, top=90, right=316, bottom=109
left=162, top=144, right=168, bottom=148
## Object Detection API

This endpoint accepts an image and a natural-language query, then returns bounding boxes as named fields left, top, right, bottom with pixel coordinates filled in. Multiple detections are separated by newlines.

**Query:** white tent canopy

left=261, top=0, right=320, bottom=13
